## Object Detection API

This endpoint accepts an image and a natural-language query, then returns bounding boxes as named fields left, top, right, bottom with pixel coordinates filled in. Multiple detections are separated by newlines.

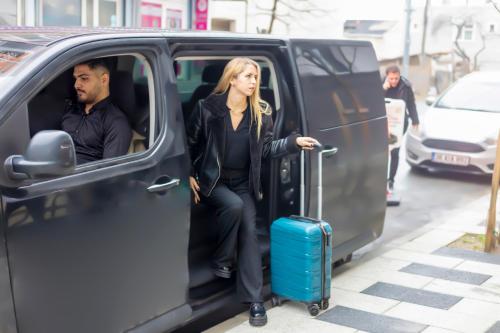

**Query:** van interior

left=25, top=54, right=289, bottom=308
left=176, top=57, right=283, bottom=306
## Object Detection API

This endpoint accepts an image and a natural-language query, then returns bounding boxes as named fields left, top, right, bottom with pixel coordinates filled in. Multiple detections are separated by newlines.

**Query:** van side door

left=288, top=39, right=388, bottom=260
left=0, top=37, right=191, bottom=333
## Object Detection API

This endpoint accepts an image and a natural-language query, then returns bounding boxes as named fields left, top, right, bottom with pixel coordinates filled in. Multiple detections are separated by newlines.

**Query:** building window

left=459, top=24, right=474, bottom=41
left=211, top=19, right=235, bottom=32
left=99, top=0, right=119, bottom=26
left=84, top=0, right=122, bottom=27
left=0, top=0, right=17, bottom=25
left=41, top=0, right=82, bottom=26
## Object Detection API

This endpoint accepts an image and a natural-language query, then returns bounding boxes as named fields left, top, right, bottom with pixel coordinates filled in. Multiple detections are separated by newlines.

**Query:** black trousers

left=203, top=175, right=263, bottom=303
left=388, top=116, right=410, bottom=182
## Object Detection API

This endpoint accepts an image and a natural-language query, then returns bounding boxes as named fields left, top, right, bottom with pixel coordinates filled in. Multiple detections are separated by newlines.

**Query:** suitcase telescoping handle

left=299, top=143, right=338, bottom=220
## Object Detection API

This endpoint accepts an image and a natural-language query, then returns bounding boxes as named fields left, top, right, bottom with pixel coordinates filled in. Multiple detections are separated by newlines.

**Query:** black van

left=0, top=28, right=388, bottom=333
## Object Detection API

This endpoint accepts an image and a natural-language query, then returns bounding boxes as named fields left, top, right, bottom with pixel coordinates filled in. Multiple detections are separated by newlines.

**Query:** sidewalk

left=206, top=194, right=500, bottom=333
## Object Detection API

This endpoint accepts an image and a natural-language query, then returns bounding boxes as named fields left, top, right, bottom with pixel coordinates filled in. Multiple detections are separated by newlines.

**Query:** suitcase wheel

left=307, top=303, right=320, bottom=316
left=321, top=299, right=329, bottom=310
left=271, top=295, right=282, bottom=307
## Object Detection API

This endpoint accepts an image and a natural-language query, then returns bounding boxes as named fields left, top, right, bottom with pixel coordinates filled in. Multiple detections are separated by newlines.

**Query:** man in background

left=383, top=65, right=420, bottom=191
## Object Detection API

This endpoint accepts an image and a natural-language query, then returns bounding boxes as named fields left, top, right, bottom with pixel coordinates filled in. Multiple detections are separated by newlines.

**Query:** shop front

left=0, top=0, right=207, bottom=30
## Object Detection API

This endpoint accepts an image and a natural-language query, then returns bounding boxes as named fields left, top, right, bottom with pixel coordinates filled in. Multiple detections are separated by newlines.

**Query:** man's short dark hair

left=77, top=58, right=111, bottom=74
left=386, top=65, right=400, bottom=75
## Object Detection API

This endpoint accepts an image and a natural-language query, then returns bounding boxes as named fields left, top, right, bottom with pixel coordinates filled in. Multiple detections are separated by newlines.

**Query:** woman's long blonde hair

left=213, top=57, right=271, bottom=139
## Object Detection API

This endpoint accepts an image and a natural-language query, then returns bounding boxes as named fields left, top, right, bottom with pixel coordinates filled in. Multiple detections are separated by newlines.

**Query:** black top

left=223, top=107, right=250, bottom=170
left=384, top=76, right=419, bottom=126
left=61, top=96, right=132, bottom=164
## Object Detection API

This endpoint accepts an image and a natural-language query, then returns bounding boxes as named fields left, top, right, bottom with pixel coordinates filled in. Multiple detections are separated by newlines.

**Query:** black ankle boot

left=249, top=302, right=267, bottom=327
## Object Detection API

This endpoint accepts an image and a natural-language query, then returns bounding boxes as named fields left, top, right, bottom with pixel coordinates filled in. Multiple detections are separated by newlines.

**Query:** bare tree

left=254, top=0, right=332, bottom=34
left=451, top=18, right=471, bottom=72
left=432, top=11, right=488, bottom=74
left=487, top=0, right=500, bottom=14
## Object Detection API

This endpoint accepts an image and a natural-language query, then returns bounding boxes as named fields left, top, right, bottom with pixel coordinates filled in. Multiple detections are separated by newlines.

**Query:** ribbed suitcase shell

left=270, top=216, right=332, bottom=303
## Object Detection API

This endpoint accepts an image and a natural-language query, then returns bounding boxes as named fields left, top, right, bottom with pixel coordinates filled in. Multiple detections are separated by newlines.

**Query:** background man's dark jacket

left=186, top=92, right=300, bottom=201
left=384, top=76, right=419, bottom=131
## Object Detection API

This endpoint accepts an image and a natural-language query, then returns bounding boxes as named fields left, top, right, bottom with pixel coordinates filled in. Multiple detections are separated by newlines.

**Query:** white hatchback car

left=406, top=71, right=499, bottom=175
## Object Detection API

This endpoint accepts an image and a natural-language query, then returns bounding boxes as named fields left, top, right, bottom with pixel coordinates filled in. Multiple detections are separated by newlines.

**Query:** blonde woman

left=186, top=57, right=318, bottom=326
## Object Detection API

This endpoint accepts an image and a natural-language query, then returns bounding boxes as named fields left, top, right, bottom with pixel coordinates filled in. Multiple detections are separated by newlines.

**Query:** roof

left=343, top=20, right=397, bottom=37
left=0, top=26, right=288, bottom=46
left=0, top=26, right=372, bottom=47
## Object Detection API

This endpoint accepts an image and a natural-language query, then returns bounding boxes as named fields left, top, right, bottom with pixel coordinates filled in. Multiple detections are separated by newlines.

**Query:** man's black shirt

left=61, top=97, right=132, bottom=164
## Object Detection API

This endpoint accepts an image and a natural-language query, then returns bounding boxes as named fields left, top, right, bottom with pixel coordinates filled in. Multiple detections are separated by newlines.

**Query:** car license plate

left=431, top=152, right=470, bottom=166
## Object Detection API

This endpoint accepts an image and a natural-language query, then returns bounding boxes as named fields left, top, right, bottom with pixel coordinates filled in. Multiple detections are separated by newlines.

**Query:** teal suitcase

left=270, top=145, right=336, bottom=316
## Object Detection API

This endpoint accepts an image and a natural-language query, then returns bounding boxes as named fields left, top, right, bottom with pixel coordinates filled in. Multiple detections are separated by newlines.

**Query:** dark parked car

left=0, top=27, right=388, bottom=333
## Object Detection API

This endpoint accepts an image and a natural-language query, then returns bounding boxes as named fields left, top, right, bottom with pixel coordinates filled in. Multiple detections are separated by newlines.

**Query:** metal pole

left=402, top=0, right=412, bottom=78
left=245, top=0, right=248, bottom=33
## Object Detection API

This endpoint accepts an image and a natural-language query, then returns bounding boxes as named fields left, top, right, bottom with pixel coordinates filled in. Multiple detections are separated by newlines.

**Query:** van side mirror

left=4, top=130, right=76, bottom=180
left=425, top=96, right=436, bottom=106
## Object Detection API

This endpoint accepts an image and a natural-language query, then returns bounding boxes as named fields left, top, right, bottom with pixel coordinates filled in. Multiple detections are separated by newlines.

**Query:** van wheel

left=321, top=299, right=329, bottom=310
left=333, top=254, right=352, bottom=268
left=307, top=303, right=320, bottom=316
left=271, top=295, right=282, bottom=307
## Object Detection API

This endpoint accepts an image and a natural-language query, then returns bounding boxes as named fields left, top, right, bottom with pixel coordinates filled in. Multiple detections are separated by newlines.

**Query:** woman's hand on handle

left=189, top=176, right=201, bottom=204
left=296, top=137, right=319, bottom=150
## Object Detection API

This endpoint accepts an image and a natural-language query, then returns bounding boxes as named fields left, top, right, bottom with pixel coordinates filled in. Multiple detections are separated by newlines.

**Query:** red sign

left=193, top=0, right=208, bottom=30
left=141, top=1, right=162, bottom=28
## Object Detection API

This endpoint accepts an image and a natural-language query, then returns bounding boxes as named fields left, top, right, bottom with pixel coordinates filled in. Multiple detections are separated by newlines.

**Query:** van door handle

left=147, top=178, right=180, bottom=193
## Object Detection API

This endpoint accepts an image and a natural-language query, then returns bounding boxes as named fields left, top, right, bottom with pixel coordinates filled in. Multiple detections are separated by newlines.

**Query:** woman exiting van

left=187, top=57, right=318, bottom=326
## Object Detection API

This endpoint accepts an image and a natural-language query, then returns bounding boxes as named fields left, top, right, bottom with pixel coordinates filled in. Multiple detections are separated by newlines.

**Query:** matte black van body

left=0, top=28, right=387, bottom=333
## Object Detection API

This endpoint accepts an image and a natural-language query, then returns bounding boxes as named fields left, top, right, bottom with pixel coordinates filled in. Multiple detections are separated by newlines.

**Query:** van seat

left=110, top=71, right=150, bottom=150
left=182, top=62, right=226, bottom=121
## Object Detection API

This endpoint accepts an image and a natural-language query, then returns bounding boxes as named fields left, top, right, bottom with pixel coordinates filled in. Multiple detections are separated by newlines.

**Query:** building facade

left=0, top=0, right=209, bottom=30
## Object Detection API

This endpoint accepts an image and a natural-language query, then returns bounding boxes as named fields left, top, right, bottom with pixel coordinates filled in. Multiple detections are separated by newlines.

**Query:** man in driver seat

left=61, top=59, right=132, bottom=164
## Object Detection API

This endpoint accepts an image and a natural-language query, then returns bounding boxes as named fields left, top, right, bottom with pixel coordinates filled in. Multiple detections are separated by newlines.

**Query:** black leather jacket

left=186, top=92, right=300, bottom=201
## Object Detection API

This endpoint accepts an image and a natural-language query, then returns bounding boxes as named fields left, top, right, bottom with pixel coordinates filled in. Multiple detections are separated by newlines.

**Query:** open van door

left=288, top=39, right=388, bottom=261
left=0, top=36, right=191, bottom=333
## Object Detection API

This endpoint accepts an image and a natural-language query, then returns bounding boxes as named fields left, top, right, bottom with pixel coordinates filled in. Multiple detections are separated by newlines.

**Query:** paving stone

left=361, top=282, right=462, bottom=309
left=454, top=261, right=500, bottom=277
left=421, top=327, right=457, bottom=333
left=332, top=288, right=399, bottom=314
left=400, top=263, right=492, bottom=285
left=383, top=249, right=463, bottom=269
left=424, top=279, right=500, bottom=304
left=317, top=305, right=428, bottom=333
left=433, top=247, right=500, bottom=266
left=346, top=267, right=434, bottom=290
left=486, top=321, right=500, bottom=333
left=450, top=298, right=500, bottom=321
left=385, top=302, right=498, bottom=333
left=410, top=230, right=465, bottom=248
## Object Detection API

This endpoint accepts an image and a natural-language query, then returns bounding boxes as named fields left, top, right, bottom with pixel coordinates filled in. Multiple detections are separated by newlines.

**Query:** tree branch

left=488, top=0, right=500, bottom=14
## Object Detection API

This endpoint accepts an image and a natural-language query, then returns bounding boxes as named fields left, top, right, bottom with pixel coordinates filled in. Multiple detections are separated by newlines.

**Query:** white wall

left=208, top=1, right=246, bottom=32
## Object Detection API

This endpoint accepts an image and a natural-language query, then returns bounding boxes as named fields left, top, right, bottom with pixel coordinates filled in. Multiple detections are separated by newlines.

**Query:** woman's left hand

left=296, top=136, right=320, bottom=150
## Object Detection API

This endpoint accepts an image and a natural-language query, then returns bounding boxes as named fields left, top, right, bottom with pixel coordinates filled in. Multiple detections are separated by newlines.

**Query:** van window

left=293, top=42, right=384, bottom=129
left=27, top=54, right=154, bottom=165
